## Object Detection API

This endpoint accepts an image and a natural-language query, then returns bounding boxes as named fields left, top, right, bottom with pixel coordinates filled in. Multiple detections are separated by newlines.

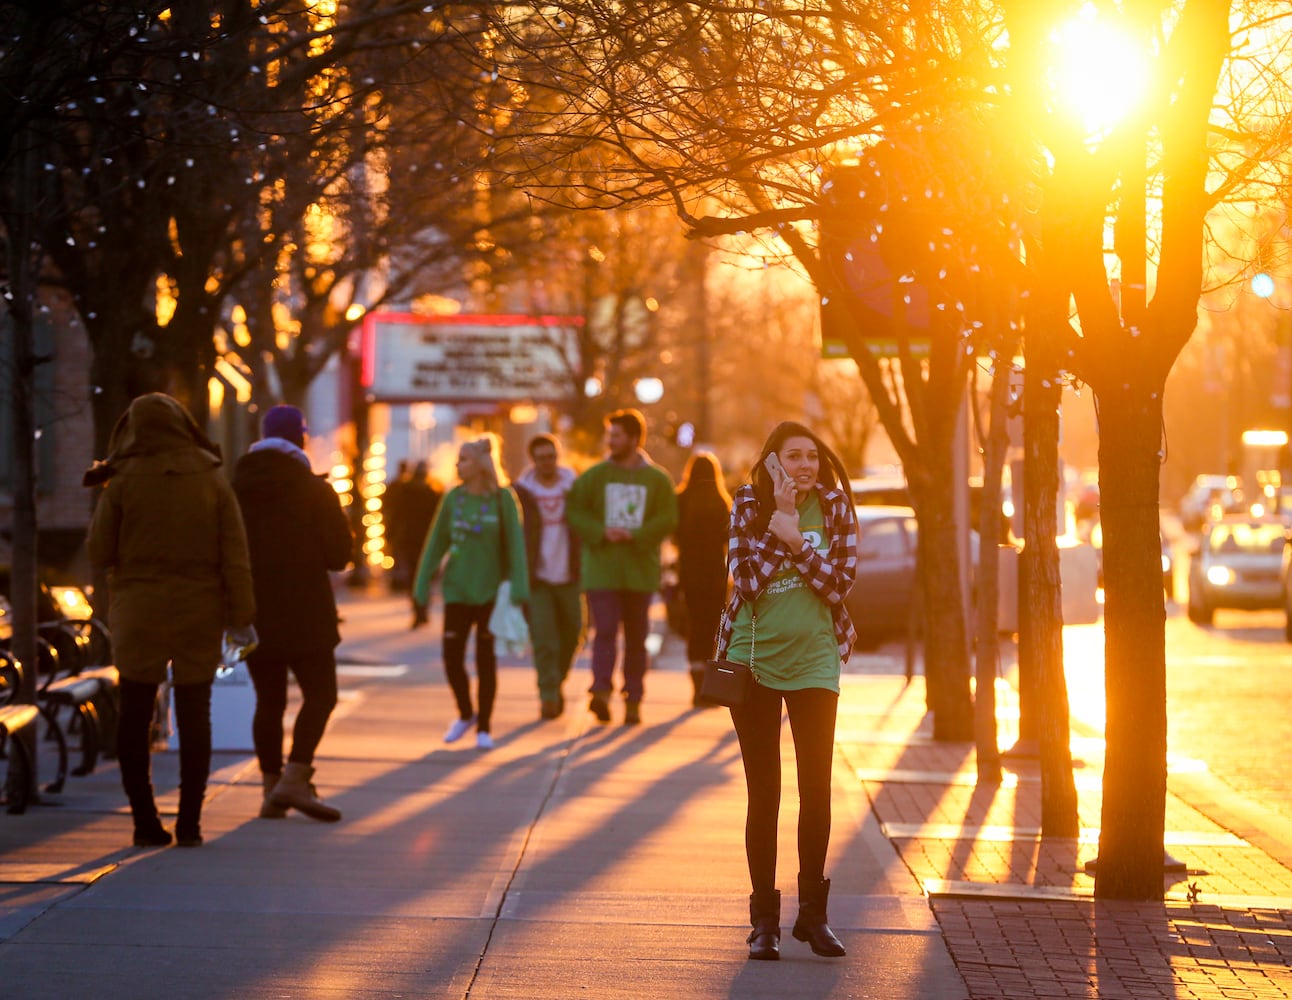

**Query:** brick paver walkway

left=837, top=668, right=1292, bottom=998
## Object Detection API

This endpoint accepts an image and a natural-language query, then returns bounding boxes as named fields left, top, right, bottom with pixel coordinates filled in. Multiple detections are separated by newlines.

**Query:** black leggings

left=118, top=677, right=211, bottom=835
left=730, top=682, right=839, bottom=895
left=247, top=647, right=339, bottom=774
left=443, top=601, right=497, bottom=733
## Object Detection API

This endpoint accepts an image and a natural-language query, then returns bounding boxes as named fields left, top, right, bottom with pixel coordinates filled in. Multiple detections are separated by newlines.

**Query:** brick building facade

left=0, top=284, right=96, bottom=579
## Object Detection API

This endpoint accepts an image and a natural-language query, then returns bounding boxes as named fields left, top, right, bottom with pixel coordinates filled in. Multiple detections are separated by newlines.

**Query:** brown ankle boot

left=259, top=772, right=287, bottom=819
left=269, top=762, right=342, bottom=822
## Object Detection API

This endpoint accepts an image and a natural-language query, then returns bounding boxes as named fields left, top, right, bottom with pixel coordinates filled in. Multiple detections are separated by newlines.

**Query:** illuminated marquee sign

left=360, top=313, right=582, bottom=403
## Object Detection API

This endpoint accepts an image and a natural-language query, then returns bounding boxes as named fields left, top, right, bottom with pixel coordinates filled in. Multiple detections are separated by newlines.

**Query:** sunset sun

left=1049, top=3, right=1152, bottom=137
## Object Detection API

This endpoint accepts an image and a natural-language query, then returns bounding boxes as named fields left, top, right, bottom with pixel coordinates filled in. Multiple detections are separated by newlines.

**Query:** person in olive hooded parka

left=85, top=393, right=257, bottom=848
left=232, top=405, right=353, bottom=822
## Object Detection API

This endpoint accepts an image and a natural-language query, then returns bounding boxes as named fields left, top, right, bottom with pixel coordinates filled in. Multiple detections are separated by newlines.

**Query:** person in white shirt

left=513, top=434, right=585, bottom=719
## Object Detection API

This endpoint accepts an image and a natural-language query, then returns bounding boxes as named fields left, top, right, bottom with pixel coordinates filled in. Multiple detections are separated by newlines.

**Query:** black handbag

left=702, top=610, right=756, bottom=708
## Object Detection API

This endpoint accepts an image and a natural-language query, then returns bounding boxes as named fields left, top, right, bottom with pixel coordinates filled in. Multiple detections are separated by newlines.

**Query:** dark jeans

left=118, top=677, right=211, bottom=836
left=443, top=601, right=497, bottom=733
left=585, top=589, right=652, bottom=702
left=247, top=647, right=339, bottom=774
left=730, top=682, right=839, bottom=895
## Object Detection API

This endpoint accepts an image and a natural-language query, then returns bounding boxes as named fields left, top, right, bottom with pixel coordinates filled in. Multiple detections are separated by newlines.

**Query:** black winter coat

left=232, top=447, right=353, bottom=656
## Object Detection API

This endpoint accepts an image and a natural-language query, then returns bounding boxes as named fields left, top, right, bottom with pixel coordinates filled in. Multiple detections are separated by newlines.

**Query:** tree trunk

left=973, top=368, right=1010, bottom=782
left=911, top=475, right=974, bottom=742
left=1022, top=366, right=1078, bottom=837
left=1094, top=383, right=1168, bottom=899
left=88, top=317, right=169, bottom=458
left=91, top=352, right=138, bottom=459
left=3, top=140, right=42, bottom=801
left=164, top=295, right=219, bottom=427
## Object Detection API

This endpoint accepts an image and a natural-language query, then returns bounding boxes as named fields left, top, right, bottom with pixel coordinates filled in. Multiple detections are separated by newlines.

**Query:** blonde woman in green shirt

left=413, top=435, right=529, bottom=750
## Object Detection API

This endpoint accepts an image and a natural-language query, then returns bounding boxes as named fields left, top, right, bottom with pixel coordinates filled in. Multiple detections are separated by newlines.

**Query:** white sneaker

left=476, top=731, right=495, bottom=750
left=444, top=717, right=475, bottom=743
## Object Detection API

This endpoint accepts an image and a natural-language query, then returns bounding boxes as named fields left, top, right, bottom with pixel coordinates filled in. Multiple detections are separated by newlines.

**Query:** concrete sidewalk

left=0, top=589, right=1289, bottom=998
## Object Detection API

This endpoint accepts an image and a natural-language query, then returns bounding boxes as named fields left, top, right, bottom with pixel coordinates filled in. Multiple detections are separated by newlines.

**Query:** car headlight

left=1205, top=565, right=1236, bottom=586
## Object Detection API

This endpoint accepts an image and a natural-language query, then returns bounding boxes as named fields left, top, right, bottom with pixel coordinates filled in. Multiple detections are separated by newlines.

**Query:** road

left=1062, top=601, right=1292, bottom=829
left=1163, top=606, right=1292, bottom=825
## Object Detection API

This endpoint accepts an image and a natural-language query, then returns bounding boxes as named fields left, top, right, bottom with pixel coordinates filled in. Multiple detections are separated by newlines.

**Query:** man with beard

left=567, top=410, right=677, bottom=726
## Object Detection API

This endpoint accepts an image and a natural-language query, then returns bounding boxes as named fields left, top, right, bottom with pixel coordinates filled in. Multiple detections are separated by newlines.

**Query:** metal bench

left=0, top=653, right=39, bottom=814
left=39, top=664, right=119, bottom=789
left=6, top=617, right=121, bottom=794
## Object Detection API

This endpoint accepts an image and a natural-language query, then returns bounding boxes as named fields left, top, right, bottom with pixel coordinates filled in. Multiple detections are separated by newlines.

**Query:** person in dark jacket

left=232, top=405, right=353, bottom=822
left=85, top=393, right=257, bottom=848
left=404, top=462, right=443, bottom=626
left=674, top=451, right=732, bottom=706
left=383, top=460, right=411, bottom=591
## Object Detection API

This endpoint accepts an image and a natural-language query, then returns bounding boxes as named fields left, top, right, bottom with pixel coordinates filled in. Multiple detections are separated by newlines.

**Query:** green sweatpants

left=529, top=580, right=585, bottom=701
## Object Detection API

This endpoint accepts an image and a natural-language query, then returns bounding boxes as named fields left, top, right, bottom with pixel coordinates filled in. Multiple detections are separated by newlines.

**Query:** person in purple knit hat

left=232, top=405, right=354, bottom=822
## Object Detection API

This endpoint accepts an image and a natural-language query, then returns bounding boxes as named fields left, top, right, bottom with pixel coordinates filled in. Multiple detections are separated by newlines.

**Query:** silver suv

left=1187, top=515, right=1287, bottom=625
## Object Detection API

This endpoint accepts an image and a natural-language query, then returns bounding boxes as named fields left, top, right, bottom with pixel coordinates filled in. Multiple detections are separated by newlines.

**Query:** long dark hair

left=678, top=451, right=732, bottom=506
left=748, top=421, right=853, bottom=535
left=677, top=450, right=732, bottom=534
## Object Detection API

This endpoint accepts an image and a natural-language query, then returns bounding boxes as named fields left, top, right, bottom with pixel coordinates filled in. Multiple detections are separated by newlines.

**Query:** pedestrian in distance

left=232, top=405, right=354, bottom=823
left=401, top=462, right=442, bottom=611
left=567, top=408, right=678, bottom=726
left=383, top=460, right=411, bottom=591
left=84, top=392, right=257, bottom=849
left=412, top=434, right=528, bottom=750
left=674, top=451, right=732, bottom=707
left=716, top=420, right=858, bottom=961
left=513, top=433, right=585, bottom=720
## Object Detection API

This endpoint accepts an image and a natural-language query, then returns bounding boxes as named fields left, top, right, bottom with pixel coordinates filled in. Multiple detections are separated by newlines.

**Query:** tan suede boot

left=259, top=772, right=287, bottom=819
left=268, top=762, right=342, bottom=822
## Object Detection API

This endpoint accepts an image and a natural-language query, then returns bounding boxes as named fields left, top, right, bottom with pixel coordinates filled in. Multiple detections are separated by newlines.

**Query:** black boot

left=747, top=889, right=781, bottom=960
left=118, top=679, right=171, bottom=847
left=792, top=874, right=846, bottom=957
left=173, top=682, right=212, bottom=847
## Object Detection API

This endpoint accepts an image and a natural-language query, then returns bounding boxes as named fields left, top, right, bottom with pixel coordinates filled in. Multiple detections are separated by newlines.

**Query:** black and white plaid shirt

left=716, top=482, right=858, bottom=662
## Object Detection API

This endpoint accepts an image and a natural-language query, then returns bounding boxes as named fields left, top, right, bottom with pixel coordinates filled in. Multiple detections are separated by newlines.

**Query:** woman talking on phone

left=716, top=420, right=857, bottom=961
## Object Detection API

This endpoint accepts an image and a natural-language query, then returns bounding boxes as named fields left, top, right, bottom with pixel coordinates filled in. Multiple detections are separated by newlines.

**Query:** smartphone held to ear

left=763, top=452, right=785, bottom=481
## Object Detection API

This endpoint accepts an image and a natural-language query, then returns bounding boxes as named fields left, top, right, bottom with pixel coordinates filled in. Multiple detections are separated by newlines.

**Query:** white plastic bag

left=488, top=581, right=530, bottom=657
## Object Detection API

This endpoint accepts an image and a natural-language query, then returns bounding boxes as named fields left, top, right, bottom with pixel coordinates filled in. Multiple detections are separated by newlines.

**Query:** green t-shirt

left=727, top=490, right=841, bottom=693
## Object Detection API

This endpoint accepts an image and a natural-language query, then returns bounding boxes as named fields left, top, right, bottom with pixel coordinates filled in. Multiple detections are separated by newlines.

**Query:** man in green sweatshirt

left=567, top=409, right=678, bottom=725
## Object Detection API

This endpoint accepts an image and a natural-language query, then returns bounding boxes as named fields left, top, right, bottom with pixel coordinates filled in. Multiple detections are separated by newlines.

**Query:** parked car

left=844, top=504, right=980, bottom=648
left=846, top=505, right=920, bottom=648
left=851, top=473, right=1012, bottom=543
left=850, top=473, right=910, bottom=507
left=1187, top=515, right=1287, bottom=625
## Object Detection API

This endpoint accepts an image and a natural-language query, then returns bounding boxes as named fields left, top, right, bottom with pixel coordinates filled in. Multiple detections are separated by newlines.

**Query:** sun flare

left=1049, top=4, right=1151, bottom=137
